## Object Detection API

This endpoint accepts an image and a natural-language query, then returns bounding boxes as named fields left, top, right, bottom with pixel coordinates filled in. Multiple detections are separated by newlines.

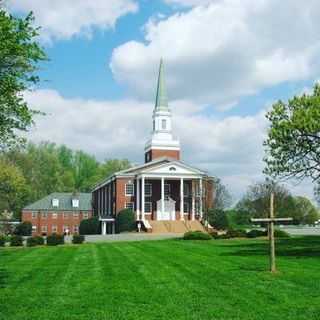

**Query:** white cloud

left=111, top=0, right=320, bottom=109
left=164, top=0, right=215, bottom=7
left=6, top=0, right=138, bottom=42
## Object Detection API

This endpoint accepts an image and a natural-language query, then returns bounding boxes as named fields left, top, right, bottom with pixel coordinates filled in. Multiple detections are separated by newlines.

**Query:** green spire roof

left=155, top=58, right=169, bottom=110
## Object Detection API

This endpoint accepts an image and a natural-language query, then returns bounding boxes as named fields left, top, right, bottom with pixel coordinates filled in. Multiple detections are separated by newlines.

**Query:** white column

left=136, top=178, right=140, bottom=221
left=161, top=177, right=165, bottom=218
left=141, top=176, right=145, bottom=221
left=180, top=178, right=184, bottom=220
left=102, top=221, right=106, bottom=235
left=112, top=222, right=115, bottom=234
left=192, top=180, right=195, bottom=221
left=199, top=178, right=203, bottom=219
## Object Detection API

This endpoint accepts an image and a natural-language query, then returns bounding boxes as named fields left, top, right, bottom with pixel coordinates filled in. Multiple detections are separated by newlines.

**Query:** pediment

left=142, top=161, right=205, bottom=175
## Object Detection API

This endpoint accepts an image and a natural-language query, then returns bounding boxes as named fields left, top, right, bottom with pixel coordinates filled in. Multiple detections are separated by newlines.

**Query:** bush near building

left=72, top=234, right=85, bottom=244
left=46, top=233, right=64, bottom=246
left=115, top=209, right=136, bottom=233
left=246, top=229, right=267, bottom=238
left=0, top=235, right=6, bottom=247
left=10, top=235, right=23, bottom=246
left=183, top=231, right=211, bottom=240
left=79, top=217, right=100, bottom=235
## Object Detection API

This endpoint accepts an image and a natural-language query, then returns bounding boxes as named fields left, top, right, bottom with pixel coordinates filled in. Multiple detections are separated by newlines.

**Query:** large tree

left=0, top=5, right=46, bottom=150
left=264, top=84, right=320, bottom=197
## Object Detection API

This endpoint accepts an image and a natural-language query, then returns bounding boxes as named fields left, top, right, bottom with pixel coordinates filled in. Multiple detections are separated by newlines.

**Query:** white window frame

left=73, top=212, right=79, bottom=218
left=52, top=213, right=58, bottom=219
left=72, top=199, right=79, bottom=208
left=73, top=225, right=79, bottom=233
left=52, top=225, right=57, bottom=233
left=63, top=212, right=68, bottom=219
left=125, top=183, right=134, bottom=196
left=41, top=225, right=47, bottom=232
left=52, top=199, right=59, bottom=207
left=125, top=202, right=134, bottom=210
left=32, top=211, right=37, bottom=219
left=32, top=225, right=37, bottom=232
left=63, top=225, right=69, bottom=233
left=145, top=183, right=152, bottom=197
left=83, top=212, right=89, bottom=219
left=144, top=202, right=152, bottom=214
left=41, top=212, right=47, bottom=219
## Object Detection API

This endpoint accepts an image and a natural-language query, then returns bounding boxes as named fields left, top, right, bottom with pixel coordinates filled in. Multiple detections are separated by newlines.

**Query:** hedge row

left=0, top=234, right=86, bottom=247
left=183, top=228, right=290, bottom=240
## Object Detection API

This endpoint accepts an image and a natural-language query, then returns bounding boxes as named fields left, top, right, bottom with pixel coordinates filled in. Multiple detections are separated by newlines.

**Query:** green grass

left=0, top=237, right=320, bottom=320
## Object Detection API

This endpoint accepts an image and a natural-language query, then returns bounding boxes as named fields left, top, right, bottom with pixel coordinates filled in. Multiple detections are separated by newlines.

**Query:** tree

left=0, top=160, right=28, bottom=219
left=207, top=208, right=229, bottom=230
left=79, top=217, right=100, bottom=235
left=14, top=221, right=32, bottom=236
left=264, top=84, right=320, bottom=198
left=293, top=196, right=319, bottom=225
left=116, top=209, right=136, bottom=233
left=0, top=6, right=47, bottom=149
left=212, top=178, right=232, bottom=210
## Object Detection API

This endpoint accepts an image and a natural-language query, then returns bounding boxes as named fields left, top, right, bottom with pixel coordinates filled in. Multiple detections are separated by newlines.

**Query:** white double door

left=157, top=198, right=176, bottom=220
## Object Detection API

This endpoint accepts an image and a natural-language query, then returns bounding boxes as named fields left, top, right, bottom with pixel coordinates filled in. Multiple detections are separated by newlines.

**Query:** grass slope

left=0, top=237, right=320, bottom=320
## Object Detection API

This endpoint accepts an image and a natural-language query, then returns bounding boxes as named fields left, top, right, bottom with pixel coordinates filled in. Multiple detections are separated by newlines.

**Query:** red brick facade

left=22, top=210, right=92, bottom=236
left=145, top=149, right=180, bottom=163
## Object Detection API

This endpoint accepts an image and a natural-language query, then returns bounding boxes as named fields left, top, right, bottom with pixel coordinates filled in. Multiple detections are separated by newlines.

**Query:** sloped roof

left=23, top=193, right=92, bottom=211
left=155, top=58, right=169, bottom=111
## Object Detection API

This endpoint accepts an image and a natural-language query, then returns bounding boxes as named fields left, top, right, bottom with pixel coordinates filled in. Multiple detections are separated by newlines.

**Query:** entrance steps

left=148, top=220, right=207, bottom=234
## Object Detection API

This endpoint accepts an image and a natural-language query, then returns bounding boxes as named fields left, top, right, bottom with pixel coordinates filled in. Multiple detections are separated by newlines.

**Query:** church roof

left=154, top=58, right=169, bottom=111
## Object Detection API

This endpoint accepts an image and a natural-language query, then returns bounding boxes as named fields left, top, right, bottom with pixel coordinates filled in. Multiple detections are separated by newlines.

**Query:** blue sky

left=6, top=0, right=320, bottom=201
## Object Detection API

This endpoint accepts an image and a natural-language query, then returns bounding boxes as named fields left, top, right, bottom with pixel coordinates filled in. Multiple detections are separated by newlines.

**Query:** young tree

left=264, top=84, right=320, bottom=198
left=0, top=5, right=47, bottom=149
left=212, top=177, right=232, bottom=210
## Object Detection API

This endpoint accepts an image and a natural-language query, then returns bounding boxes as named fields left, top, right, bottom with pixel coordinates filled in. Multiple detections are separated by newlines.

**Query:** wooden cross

left=251, top=192, right=292, bottom=273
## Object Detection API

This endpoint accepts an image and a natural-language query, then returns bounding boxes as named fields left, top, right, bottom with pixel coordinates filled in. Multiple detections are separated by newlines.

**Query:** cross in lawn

left=251, top=192, right=293, bottom=273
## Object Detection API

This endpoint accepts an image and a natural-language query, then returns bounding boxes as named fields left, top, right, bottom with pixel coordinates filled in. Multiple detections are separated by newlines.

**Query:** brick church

left=92, top=60, right=214, bottom=234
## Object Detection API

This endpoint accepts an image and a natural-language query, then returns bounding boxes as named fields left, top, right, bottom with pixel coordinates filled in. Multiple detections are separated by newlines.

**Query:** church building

left=92, top=60, right=214, bottom=234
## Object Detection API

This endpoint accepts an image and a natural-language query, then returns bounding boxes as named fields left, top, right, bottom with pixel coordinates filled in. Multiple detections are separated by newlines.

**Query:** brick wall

left=145, top=149, right=180, bottom=163
left=22, top=210, right=92, bottom=236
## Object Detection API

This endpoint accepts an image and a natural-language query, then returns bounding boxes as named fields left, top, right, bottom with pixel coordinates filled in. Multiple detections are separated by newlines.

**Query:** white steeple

left=144, top=59, right=180, bottom=162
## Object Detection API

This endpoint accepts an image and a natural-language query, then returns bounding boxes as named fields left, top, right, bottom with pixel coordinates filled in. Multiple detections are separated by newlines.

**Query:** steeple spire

left=155, top=58, right=169, bottom=110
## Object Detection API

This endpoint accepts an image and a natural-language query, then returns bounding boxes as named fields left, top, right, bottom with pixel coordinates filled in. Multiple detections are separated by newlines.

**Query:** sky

left=5, top=0, right=320, bottom=203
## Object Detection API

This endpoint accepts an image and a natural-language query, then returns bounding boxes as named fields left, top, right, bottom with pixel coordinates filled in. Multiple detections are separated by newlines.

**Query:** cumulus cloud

left=6, top=0, right=138, bottom=42
left=111, top=0, right=320, bottom=108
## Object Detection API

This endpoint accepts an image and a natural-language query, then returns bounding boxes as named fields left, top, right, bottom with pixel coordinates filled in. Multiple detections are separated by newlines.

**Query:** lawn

left=0, top=237, right=320, bottom=320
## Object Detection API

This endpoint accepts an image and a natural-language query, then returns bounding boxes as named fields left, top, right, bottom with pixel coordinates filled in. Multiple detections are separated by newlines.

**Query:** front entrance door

left=156, top=198, right=176, bottom=220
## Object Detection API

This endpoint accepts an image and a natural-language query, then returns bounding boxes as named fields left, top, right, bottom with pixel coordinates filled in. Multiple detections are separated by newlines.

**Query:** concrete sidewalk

left=65, top=233, right=183, bottom=243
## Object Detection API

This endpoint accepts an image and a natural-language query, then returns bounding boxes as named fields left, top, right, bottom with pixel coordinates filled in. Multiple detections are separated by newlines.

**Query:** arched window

left=162, top=119, right=166, bottom=130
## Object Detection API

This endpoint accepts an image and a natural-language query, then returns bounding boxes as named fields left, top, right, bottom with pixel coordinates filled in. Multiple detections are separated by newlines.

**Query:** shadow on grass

left=0, top=268, right=9, bottom=288
left=220, top=236, right=320, bottom=258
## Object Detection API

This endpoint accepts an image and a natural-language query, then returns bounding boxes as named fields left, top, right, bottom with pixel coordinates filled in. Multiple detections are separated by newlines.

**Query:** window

left=52, top=225, right=57, bottom=233
left=52, top=198, right=59, bottom=207
left=32, top=225, right=37, bottom=232
left=63, top=225, right=69, bottom=233
left=63, top=212, right=69, bottom=219
left=144, top=202, right=152, bottom=213
left=169, top=166, right=176, bottom=171
left=52, top=213, right=57, bottom=219
left=32, top=212, right=37, bottom=219
left=184, top=202, right=189, bottom=213
left=41, top=225, right=47, bottom=232
left=145, top=183, right=152, bottom=196
left=41, top=212, right=47, bottom=219
left=125, top=183, right=134, bottom=196
left=164, top=184, right=170, bottom=200
left=184, top=183, right=190, bottom=197
left=83, top=212, right=89, bottom=219
left=72, top=199, right=79, bottom=208
left=125, top=202, right=134, bottom=210
left=73, top=225, right=79, bottom=233
left=161, top=119, right=166, bottom=130
left=73, top=213, right=79, bottom=218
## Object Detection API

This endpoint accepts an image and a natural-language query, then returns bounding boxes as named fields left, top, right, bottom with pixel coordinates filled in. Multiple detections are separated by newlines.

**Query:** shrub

left=274, top=229, right=290, bottom=238
left=183, top=231, right=211, bottom=240
left=226, top=229, right=247, bottom=238
left=214, top=233, right=232, bottom=240
left=14, top=221, right=32, bottom=236
left=0, top=236, right=6, bottom=247
left=72, top=234, right=85, bottom=244
left=116, top=209, right=136, bottom=233
left=46, top=233, right=64, bottom=246
left=207, top=209, right=229, bottom=230
left=10, top=235, right=23, bottom=246
left=26, top=237, right=38, bottom=247
left=79, top=217, right=100, bottom=235
left=33, top=236, right=45, bottom=245
left=246, top=229, right=267, bottom=238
